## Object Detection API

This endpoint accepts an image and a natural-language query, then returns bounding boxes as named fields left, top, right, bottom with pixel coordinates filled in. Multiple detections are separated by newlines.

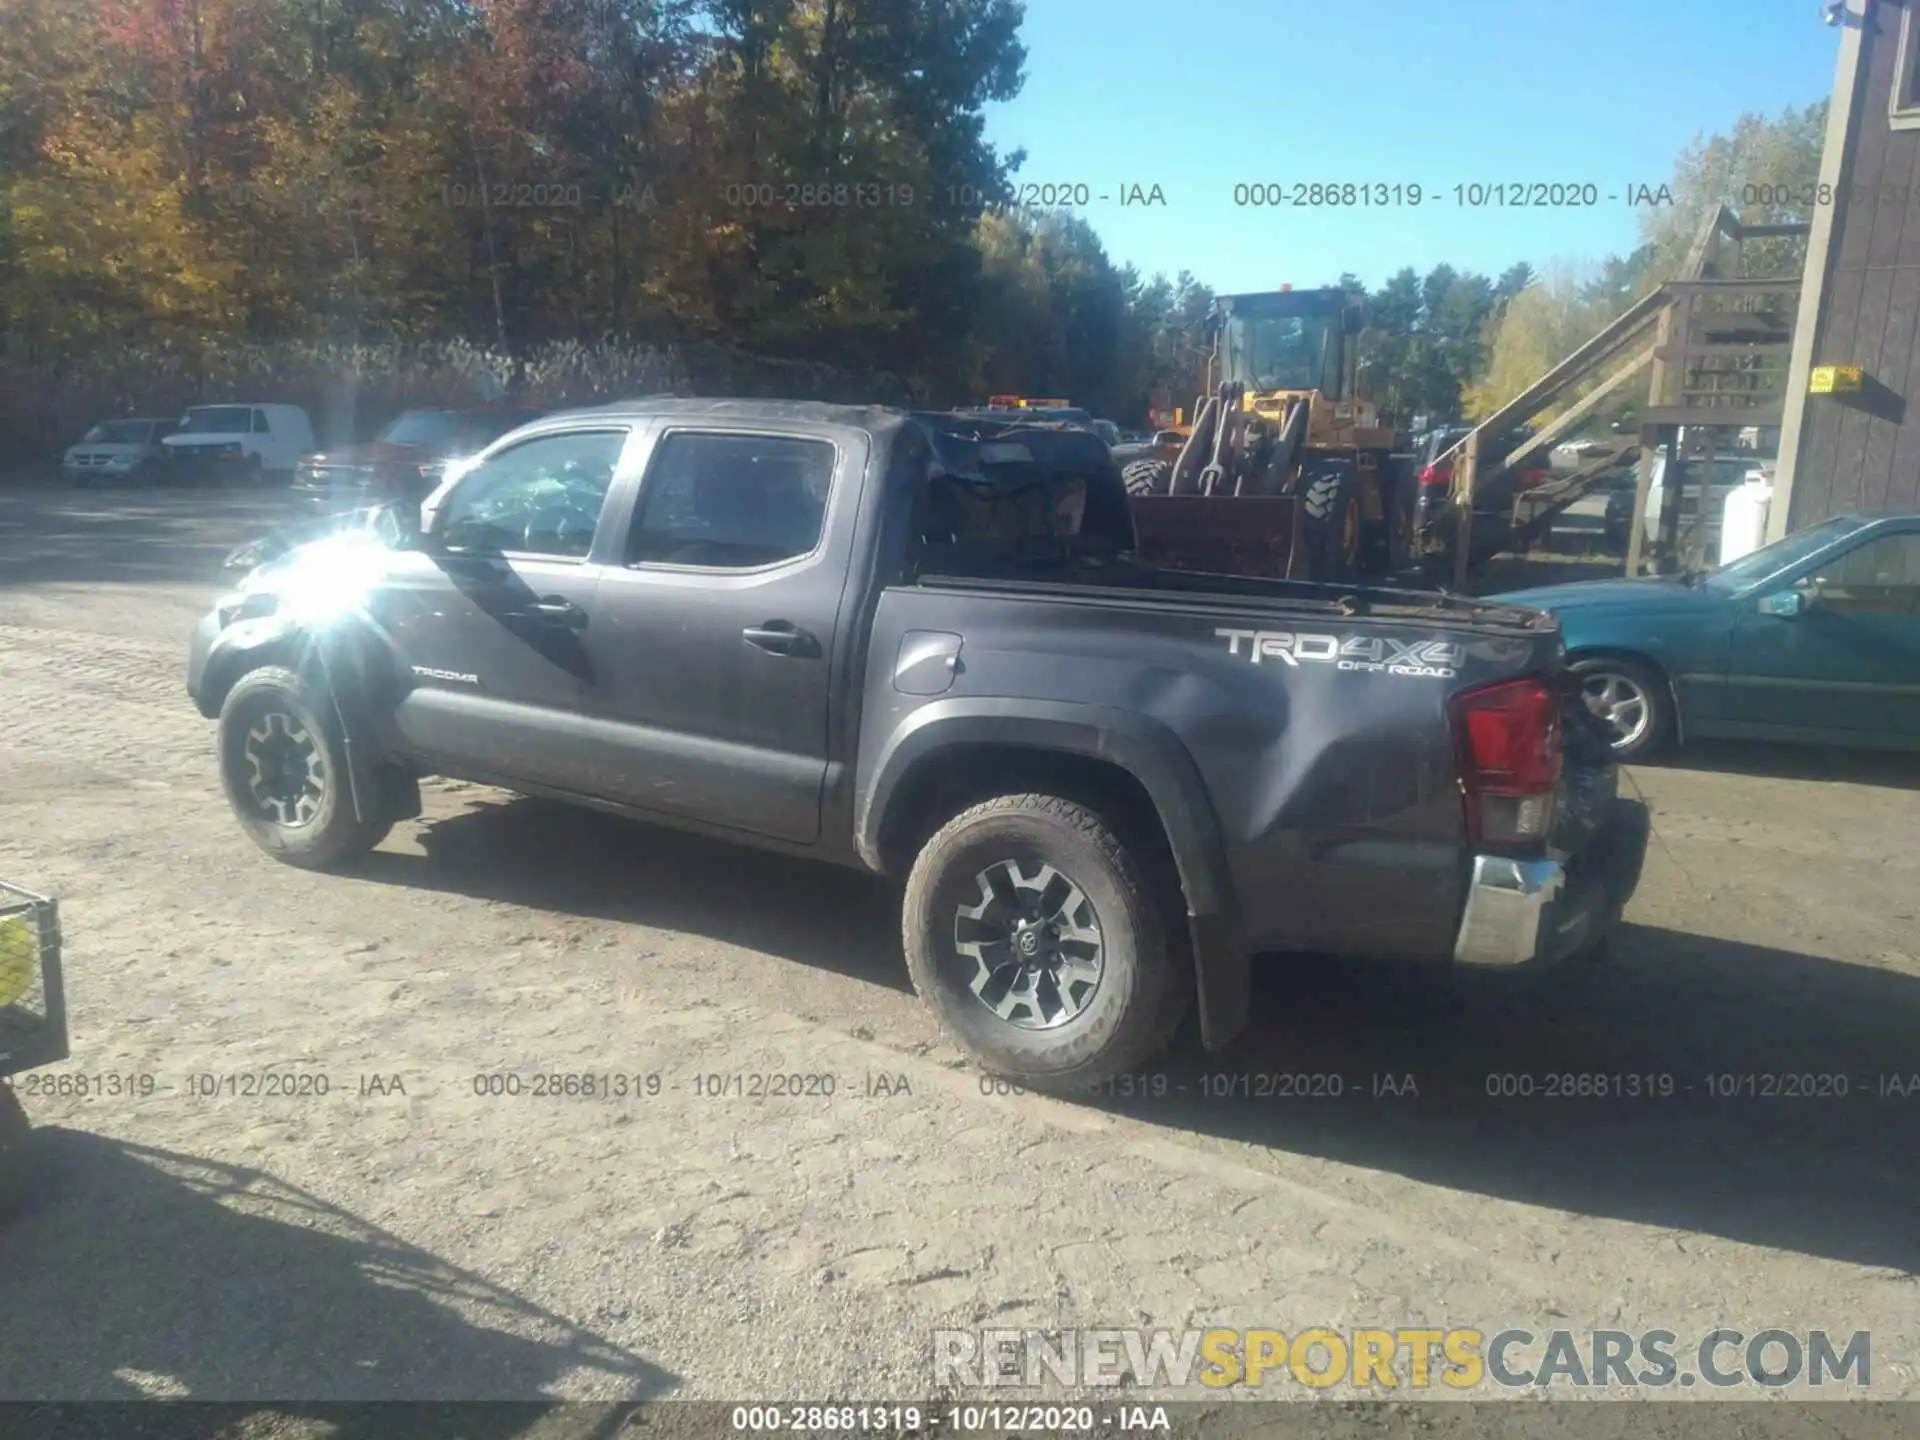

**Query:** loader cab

left=1210, top=288, right=1359, bottom=403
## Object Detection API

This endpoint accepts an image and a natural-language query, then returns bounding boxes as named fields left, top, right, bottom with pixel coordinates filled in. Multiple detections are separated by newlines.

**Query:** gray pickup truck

left=187, top=399, right=1646, bottom=1090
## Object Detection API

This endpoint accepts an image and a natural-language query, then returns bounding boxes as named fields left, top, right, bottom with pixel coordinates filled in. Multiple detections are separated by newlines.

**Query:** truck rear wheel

left=902, top=794, right=1190, bottom=1093
left=1122, top=459, right=1172, bottom=497
left=216, top=665, right=395, bottom=869
left=0, top=1084, right=32, bottom=1220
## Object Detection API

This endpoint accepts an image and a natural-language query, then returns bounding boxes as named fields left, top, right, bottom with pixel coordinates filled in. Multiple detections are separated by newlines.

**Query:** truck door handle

left=742, top=621, right=816, bottom=656
left=526, top=596, right=588, bottom=629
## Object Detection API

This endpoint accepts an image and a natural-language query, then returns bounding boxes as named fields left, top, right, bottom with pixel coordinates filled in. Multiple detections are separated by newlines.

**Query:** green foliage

left=1467, top=104, right=1826, bottom=422
left=1353, top=264, right=1503, bottom=426
left=1643, top=100, right=1827, bottom=280
left=0, top=12, right=1838, bottom=444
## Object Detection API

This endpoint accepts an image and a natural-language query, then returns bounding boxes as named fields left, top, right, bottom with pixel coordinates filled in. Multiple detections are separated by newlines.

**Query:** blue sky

left=982, top=0, right=1842, bottom=293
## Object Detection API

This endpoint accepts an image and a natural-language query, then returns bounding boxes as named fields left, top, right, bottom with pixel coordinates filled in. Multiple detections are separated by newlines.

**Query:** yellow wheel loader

left=1124, top=287, right=1419, bottom=584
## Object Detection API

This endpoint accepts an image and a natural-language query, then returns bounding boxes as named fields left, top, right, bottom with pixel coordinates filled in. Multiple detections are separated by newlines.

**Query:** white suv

left=161, top=403, right=316, bottom=484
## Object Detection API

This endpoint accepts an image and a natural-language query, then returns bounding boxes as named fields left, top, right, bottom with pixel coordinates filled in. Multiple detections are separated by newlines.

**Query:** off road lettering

left=1219, top=628, right=1459, bottom=677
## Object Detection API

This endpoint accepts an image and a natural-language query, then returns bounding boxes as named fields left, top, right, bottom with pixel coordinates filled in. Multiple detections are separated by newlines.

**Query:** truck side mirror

left=1757, top=588, right=1804, bottom=618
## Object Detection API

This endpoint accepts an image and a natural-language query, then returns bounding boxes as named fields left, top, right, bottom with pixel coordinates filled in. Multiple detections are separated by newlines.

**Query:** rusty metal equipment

left=0, top=880, right=65, bottom=1079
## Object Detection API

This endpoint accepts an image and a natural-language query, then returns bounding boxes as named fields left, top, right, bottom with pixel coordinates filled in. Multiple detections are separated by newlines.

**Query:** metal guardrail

left=0, top=881, right=68, bottom=1077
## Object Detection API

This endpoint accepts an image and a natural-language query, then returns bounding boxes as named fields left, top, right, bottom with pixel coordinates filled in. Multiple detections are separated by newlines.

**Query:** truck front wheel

left=216, top=665, right=395, bottom=869
left=902, top=794, right=1191, bottom=1093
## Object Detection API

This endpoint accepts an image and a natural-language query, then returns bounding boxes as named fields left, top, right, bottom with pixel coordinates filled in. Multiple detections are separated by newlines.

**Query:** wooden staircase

left=1441, top=205, right=1809, bottom=587
left=1509, top=439, right=1642, bottom=552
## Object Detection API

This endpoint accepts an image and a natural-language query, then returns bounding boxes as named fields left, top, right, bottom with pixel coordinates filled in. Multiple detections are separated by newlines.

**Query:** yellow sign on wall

left=1810, top=365, right=1863, bottom=395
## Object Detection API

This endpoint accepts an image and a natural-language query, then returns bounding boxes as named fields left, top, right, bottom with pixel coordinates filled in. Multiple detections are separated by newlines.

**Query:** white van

left=161, top=403, right=316, bottom=483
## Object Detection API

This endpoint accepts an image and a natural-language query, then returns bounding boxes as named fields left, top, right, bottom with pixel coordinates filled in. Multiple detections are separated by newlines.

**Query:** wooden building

left=1772, top=0, right=1920, bottom=537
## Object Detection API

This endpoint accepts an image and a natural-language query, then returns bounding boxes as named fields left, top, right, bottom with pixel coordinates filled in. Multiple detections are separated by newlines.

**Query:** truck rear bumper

left=1452, top=799, right=1648, bottom=968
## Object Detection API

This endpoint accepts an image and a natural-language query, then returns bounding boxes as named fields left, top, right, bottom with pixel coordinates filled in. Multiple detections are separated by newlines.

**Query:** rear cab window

left=915, top=418, right=1133, bottom=576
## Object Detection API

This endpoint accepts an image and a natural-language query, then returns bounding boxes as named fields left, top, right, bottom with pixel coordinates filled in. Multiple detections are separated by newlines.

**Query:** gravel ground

left=1, top=482, right=1917, bottom=1410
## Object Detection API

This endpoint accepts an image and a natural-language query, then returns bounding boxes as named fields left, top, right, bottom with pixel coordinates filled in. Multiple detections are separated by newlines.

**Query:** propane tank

left=1720, top=478, right=1773, bottom=567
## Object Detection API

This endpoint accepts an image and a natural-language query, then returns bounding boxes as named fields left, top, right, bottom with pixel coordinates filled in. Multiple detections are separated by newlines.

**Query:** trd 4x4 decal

left=1216, top=628, right=1462, bottom=679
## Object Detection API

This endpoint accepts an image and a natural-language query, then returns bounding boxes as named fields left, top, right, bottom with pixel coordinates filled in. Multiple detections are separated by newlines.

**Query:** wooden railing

left=1444, top=206, right=1808, bottom=586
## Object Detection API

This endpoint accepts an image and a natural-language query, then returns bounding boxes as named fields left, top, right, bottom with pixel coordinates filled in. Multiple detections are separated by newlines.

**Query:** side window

left=627, top=432, right=835, bottom=568
left=253, top=409, right=271, bottom=434
left=1895, top=2, right=1920, bottom=127
left=1807, top=533, right=1920, bottom=616
left=436, top=429, right=627, bottom=559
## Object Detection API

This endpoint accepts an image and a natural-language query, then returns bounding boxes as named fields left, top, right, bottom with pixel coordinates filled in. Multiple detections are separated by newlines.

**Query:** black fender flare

left=198, top=615, right=405, bottom=826
left=857, top=699, right=1250, bottom=1050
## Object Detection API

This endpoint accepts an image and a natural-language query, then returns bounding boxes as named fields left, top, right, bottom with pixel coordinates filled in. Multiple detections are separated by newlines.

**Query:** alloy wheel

left=1581, top=671, right=1651, bottom=751
left=242, top=709, right=327, bottom=826
left=952, top=858, right=1105, bottom=1030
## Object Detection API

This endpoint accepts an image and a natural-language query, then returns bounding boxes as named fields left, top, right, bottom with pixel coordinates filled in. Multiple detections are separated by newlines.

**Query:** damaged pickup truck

left=187, top=400, right=1647, bottom=1090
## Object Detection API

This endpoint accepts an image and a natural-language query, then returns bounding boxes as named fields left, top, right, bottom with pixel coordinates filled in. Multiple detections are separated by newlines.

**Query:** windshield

left=1222, top=312, right=1340, bottom=395
left=1702, top=515, right=1871, bottom=592
left=82, top=420, right=152, bottom=444
left=178, top=406, right=253, bottom=434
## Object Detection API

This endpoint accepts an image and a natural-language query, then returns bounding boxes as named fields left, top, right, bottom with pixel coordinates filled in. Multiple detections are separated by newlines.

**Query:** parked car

left=1599, top=465, right=1644, bottom=553
left=1088, top=419, right=1122, bottom=447
left=1492, top=511, right=1920, bottom=760
left=60, top=417, right=178, bottom=485
left=161, top=403, right=317, bottom=484
left=1112, top=428, right=1187, bottom=475
left=1552, top=437, right=1608, bottom=464
left=188, top=398, right=1644, bottom=1091
left=290, top=406, right=548, bottom=516
left=1413, top=423, right=1555, bottom=569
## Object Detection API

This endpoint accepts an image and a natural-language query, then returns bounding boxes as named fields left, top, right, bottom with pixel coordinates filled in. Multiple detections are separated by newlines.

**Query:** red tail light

left=1451, top=677, right=1562, bottom=849
left=1418, top=463, right=1450, bottom=486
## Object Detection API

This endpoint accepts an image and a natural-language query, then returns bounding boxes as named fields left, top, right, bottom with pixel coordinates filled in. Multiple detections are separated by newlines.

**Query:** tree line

left=0, top=0, right=1828, bottom=445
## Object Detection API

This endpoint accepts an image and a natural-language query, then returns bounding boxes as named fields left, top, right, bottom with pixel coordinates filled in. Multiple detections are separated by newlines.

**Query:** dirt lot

left=1, top=482, right=1917, bottom=1407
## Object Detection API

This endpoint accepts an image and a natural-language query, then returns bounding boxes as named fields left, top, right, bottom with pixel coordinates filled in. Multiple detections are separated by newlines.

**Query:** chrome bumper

left=1453, top=856, right=1567, bottom=967
left=1452, top=799, right=1649, bottom=968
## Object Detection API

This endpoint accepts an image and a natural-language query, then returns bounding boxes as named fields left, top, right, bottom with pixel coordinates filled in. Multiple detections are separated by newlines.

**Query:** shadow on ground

left=0, top=483, right=297, bottom=589
left=362, top=794, right=1919, bottom=1280
left=357, top=797, right=913, bottom=996
left=0, top=1134, right=672, bottom=1417
left=1637, top=736, right=1920, bottom=790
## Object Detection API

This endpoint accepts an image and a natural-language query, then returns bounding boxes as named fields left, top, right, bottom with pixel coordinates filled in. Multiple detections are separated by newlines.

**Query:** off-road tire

left=1300, top=462, right=1362, bottom=583
left=0, top=1084, right=33, bottom=1221
left=217, top=665, right=394, bottom=869
left=1122, top=458, right=1173, bottom=498
left=902, top=794, right=1191, bottom=1094
left=1567, top=653, right=1674, bottom=763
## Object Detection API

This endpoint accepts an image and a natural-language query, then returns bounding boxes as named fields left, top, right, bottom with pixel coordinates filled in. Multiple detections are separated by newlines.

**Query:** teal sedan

left=1491, top=513, right=1920, bottom=760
